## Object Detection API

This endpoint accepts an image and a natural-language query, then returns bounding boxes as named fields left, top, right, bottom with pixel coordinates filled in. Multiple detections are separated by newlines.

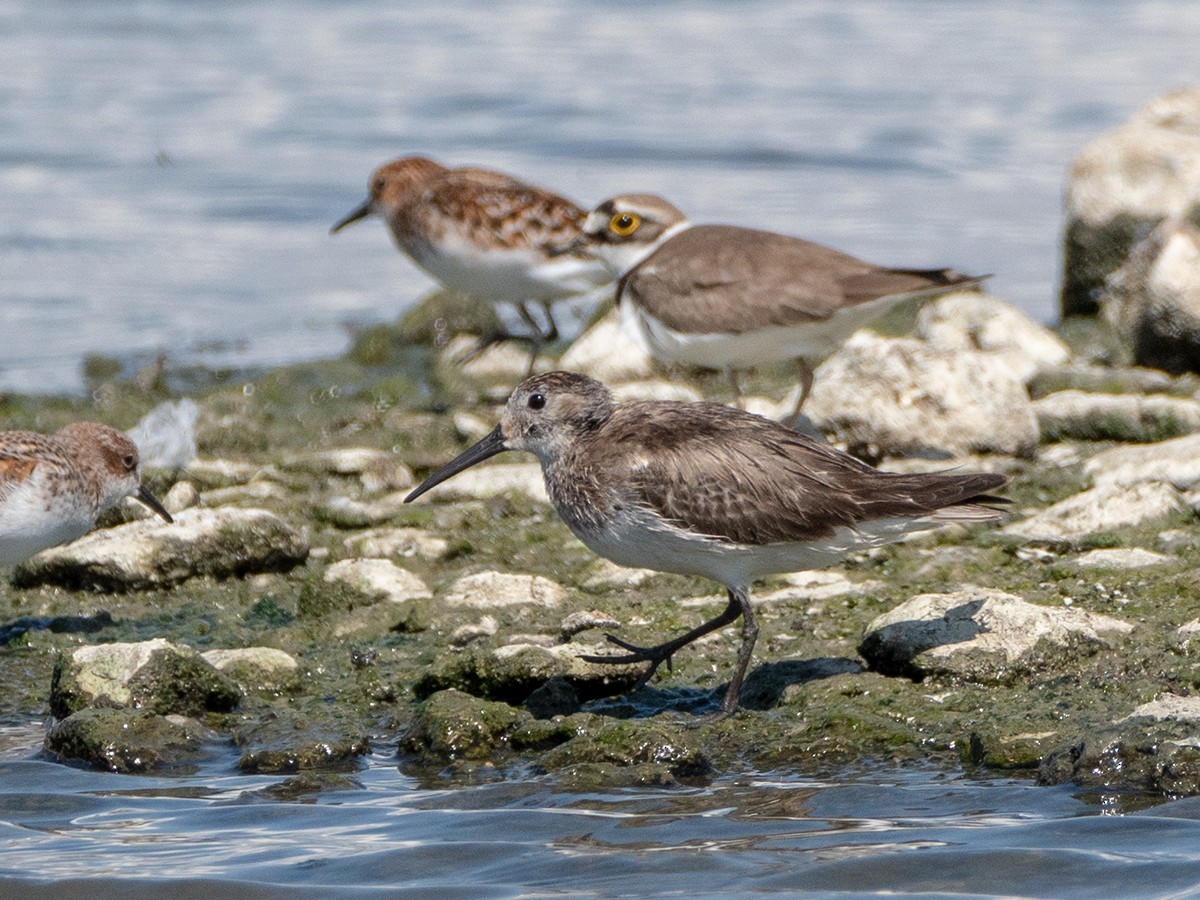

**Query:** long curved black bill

left=330, top=198, right=373, bottom=234
left=404, top=425, right=509, bottom=503
left=137, top=484, right=174, bottom=524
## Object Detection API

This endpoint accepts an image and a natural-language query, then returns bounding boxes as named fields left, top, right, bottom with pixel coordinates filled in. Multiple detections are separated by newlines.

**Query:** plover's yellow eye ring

left=609, top=212, right=641, bottom=236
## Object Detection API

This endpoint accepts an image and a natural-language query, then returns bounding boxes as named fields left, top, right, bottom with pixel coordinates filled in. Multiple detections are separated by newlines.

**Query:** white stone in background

left=580, top=558, right=657, bottom=590
left=860, top=587, right=1133, bottom=680
left=342, top=527, right=450, bottom=561
left=439, top=334, right=541, bottom=382
left=319, top=494, right=407, bottom=527
left=757, top=570, right=878, bottom=602
left=916, top=291, right=1070, bottom=384
left=201, top=480, right=287, bottom=506
left=805, top=332, right=1039, bottom=457
left=1001, top=480, right=1184, bottom=543
left=453, top=411, right=495, bottom=443
left=202, top=647, right=299, bottom=675
left=1119, top=693, right=1200, bottom=724
left=1073, top=548, right=1176, bottom=569
left=557, top=308, right=655, bottom=383
left=162, top=480, right=200, bottom=514
left=450, top=616, right=499, bottom=647
left=323, top=558, right=432, bottom=604
left=15, top=507, right=309, bottom=590
left=1085, top=433, right=1200, bottom=488
left=1034, top=390, right=1200, bottom=442
left=441, top=571, right=566, bottom=609
left=410, top=461, right=548, bottom=504
left=610, top=380, right=703, bottom=404
left=282, top=447, right=414, bottom=493
left=186, top=458, right=280, bottom=487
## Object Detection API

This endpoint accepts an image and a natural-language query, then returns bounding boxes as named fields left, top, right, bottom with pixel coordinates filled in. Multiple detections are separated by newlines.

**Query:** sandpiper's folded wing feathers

left=625, top=225, right=983, bottom=335
left=0, top=433, right=63, bottom=502
left=413, top=168, right=587, bottom=253
left=605, top=404, right=1007, bottom=546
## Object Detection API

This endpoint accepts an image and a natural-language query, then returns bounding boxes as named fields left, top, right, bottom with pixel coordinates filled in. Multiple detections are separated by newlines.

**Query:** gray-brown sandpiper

left=405, top=371, right=1008, bottom=722
left=0, top=423, right=173, bottom=566
left=331, top=156, right=612, bottom=362
left=570, top=193, right=986, bottom=411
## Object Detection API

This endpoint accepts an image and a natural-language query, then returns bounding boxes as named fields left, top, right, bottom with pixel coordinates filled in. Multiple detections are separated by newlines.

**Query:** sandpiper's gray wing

left=622, top=224, right=983, bottom=335
left=608, top=404, right=1006, bottom=546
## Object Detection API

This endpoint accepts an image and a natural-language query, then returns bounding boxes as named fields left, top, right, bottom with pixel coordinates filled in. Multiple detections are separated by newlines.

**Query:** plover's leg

left=579, top=590, right=745, bottom=691
left=537, top=300, right=560, bottom=344
left=790, top=358, right=815, bottom=416
left=726, top=368, right=745, bottom=409
left=515, top=302, right=551, bottom=375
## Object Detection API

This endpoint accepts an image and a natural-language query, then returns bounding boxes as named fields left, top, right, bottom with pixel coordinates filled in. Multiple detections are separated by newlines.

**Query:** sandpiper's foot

left=579, top=633, right=679, bottom=690
left=453, top=329, right=542, bottom=368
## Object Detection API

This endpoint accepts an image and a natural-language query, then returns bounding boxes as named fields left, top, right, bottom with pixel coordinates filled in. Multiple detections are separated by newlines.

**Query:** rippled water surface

left=4, top=0, right=1200, bottom=392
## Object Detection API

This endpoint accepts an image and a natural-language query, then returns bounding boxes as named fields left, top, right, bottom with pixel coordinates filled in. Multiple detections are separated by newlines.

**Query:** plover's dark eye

left=609, top=212, right=640, bottom=236
left=122, top=453, right=136, bottom=470
left=527, top=393, right=546, bottom=411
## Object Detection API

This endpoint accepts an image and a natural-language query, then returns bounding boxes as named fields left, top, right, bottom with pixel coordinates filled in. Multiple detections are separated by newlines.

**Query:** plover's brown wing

left=607, top=403, right=1006, bottom=546
left=624, top=225, right=984, bottom=335
left=410, top=168, right=588, bottom=254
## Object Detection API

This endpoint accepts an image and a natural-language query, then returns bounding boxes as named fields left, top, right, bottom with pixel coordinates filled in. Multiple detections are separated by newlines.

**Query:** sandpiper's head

left=405, top=372, right=614, bottom=503
left=579, top=194, right=690, bottom=275
left=331, top=156, right=448, bottom=233
left=57, top=423, right=173, bottom=523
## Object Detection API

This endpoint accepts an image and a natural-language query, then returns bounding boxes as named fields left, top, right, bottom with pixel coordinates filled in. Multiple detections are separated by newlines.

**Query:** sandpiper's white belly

left=409, top=233, right=611, bottom=304
left=621, top=290, right=915, bottom=368
left=570, top=503, right=935, bottom=589
left=0, top=473, right=94, bottom=566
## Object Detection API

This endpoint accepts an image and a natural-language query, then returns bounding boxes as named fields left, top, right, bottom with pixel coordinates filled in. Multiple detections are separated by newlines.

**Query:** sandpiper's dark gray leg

left=706, top=587, right=758, bottom=724
left=791, top=358, right=815, bottom=416
left=579, top=589, right=748, bottom=702
left=725, top=368, right=744, bottom=409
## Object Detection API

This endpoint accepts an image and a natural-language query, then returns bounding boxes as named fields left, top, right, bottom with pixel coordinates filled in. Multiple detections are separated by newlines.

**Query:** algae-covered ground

left=4, top=305, right=1200, bottom=802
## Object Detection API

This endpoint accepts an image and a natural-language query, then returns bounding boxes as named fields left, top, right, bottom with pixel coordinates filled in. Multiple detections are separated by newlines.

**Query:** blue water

left=4, top=0, right=1199, bottom=392
left=5, top=2, right=1200, bottom=894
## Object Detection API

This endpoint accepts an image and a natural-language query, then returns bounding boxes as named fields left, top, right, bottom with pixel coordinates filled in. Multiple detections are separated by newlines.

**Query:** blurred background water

left=5, top=2, right=1200, bottom=895
left=4, top=0, right=1199, bottom=393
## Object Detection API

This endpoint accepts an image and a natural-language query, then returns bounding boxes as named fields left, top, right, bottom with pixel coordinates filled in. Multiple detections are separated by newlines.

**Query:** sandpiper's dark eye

left=609, top=212, right=640, bottom=236
left=122, top=453, right=136, bottom=470
left=527, top=393, right=546, bottom=411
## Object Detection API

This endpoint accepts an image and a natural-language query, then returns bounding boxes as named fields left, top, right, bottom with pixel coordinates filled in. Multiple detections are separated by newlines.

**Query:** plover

left=331, top=156, right=612, bottom=364
left=405, top=371, right=1007, bottom=722
left=571, top=193, right=986, bottom=410
left=0, top=423, right=173, bottom=566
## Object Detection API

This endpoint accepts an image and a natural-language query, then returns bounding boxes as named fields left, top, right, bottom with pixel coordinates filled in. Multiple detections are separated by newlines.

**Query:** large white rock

left=1062, top=86, right=1200, bottom=316
left=342, top=527, right=450, bottom=561
left=1001, top=480, right=1184, bottom=543
left=1085, top=433, right=1200, bottom=488
left=916, top=291, right=1070, bottom=384
left=558, top=308, right=655, bottom=384
left=860, top=587, right=1133, bottom=680
left=1034, top=390, right=1200, bottom=443
left=408, top=461, right=548, bottom=504
left=282, top=448, right=413, bottom=493
left=441, top=571, right=567, bottom=609
left=805, top=332, right=1039, bottom=457
left=323, top=558, right=432, bottom=604
left=15, top=507, right=309, bottom=591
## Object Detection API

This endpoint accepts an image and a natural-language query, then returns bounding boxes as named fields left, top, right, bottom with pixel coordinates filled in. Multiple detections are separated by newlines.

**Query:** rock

left=201, top=647, right=299, bottom=692
left=805, top=333, right=1038, bottom=457
left=185, top=457, right=280, bottom=489
left=560, top=610, right=621, bottom=641
left=162, top=480, right=200, bottom=514
left=234, top=709, right=371, bottom=774
left=45, top=708, right=212, bottom=774
left=1028, top=362, right=1190, bottom=399
left=610, top=380, right=703, bottom=404
left=756, top=571, right=880, bottom=603
left=859, top=587, right=1134, bottom=681
left=282, top=448, right=413, bottom=493
left=441, top=571, right=566, bottom=610
left=414, top=641, right=642, bottom=705
left=1000, top=480, right=1184, bottom=543
left=1073, top=548, right=1176, bottom=569
left=1034, top=390, right=1200, bottom=443
left=916, top=291, right=1070, bottom=384
left=1085, top=433, right=1200, bottom=488
left=452, top=411, right=494, bottom=443
left=399, top=688, right=529, bottom=761
left=558, top=308, right=655, bottom=383
left=1102, top=220, right=1200, bottom=374
left=397, top=287, right=503, bottom=346
left=50, top=638, right=241, bottom=719
left=1173, top=619, right=1200, bottom=650
left=580, top=559, right=656, bottom=591
left=406, top=461, right=547, bottom=504
left=1119, top=693, right=1200, bottom=723
left=1039, top=716, right=1200, bottom=796
left=523, top=678, right=582, bottom=719
left=315, top=493, right=407, bottom=528
left=14, top=507, right=309, bottom=591
left=201, top=480, right=288, bottom=506
left=450, top=616, right=498, bottom=647
left=341, top=527, right=450, bottom=561
left=1061, top=87, right=1200, bottom=316
left=439, top=334, right=539, bottom=383
left=322, top=558, right=432, bottom=605
left=538, top=720, right=712, bottom=780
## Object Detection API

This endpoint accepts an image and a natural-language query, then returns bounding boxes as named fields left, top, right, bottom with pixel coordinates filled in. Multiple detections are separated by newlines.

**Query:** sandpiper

left=405, top=371, right=1007, bottom=722
left=331, top=156, right=612, bottom=365
left=570, top=193, right=986, bottom=410
left=0, top=423, right=173, bottom=566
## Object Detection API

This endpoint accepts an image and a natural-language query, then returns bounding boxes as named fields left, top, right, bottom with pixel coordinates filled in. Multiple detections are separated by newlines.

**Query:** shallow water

left=4, top=0, right=1200, bottom=392
left=3, top=727, right=1200, bottom=899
